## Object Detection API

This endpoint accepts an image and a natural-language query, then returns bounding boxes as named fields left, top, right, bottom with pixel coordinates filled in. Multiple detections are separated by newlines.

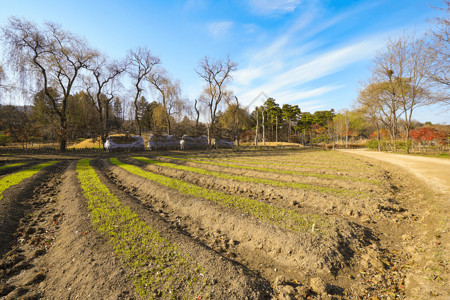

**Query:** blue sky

left=0, top=0, right=448, bottom=123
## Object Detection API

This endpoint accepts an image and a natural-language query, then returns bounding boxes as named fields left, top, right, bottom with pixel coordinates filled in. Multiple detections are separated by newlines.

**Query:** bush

left=365, top=139, right=379, bottom=150
left=0, top=134, right=11, bottom=147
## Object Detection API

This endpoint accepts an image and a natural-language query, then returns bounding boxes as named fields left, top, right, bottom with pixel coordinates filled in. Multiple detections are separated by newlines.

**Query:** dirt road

left=340, top=149, right=450, bottom=199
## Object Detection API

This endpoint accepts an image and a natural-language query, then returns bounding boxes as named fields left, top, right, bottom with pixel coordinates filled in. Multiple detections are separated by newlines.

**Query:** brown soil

left=0, top=149, right=447, bottom=299
left=340, top=149, right=450, bottom=299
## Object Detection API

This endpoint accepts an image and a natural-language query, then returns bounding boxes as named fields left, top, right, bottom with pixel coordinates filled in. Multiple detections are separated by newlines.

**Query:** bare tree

left=0, top=65, right=5, bottom=91
left=193, top=98, right=201, bottom=135
left=357, top=90, right=383, bottom=151
left=428, top=1, right=450, bottom=104
left=1, top=17, right=98, bottom=151
left=148, top=68, right=184, bottom=135
left=127, top=47, right=160, bottom=136
left=196, top=56, right=237, bottom=144
left=0, top=65, right=7, bottom=100
left=83, top=54, right=126, bottom=145
left=358, top=80, right=401, bottom=150
left=372, top=34, right=434, bottom=152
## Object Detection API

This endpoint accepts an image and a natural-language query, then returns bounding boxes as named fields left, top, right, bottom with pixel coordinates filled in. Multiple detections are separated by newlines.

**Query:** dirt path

left=340, top=149, right=449, bottom=299
left=339, top=149, right=450, bottom=198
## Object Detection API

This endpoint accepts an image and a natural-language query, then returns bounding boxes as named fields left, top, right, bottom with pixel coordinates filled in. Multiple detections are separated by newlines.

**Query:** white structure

left=148, top=134, right=180, bottom=150
left=180, top=135, right=208, bottom=150
left=104, top=135, right=145, bottom=151
left=212, top=138, right=234, bottom=149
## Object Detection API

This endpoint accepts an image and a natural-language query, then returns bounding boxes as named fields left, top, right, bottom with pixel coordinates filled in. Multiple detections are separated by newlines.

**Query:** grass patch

left=0, top=162, right=27, bottom=170
left=0, top=161, right=58, bottom=200
left=133, top=156, right=365, bottom=198
left=162, top=156, right=380, bottom=184
left=76, top=159, right=207, bottom=299
left=112, top=157, right=327, bottom=234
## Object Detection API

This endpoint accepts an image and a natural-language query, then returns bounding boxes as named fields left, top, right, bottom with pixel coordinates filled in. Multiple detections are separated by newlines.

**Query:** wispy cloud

left=207, top=21, right=234, bottom=38
left=232, top=1, right=393, bottom=111
left=234, top=34, right=387, bottom=109
left=248, top=0, right=302, bottom=16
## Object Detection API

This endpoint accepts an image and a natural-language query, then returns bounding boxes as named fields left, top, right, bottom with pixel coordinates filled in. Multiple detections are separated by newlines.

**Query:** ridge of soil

left=92, top=159, right=271, bottom=299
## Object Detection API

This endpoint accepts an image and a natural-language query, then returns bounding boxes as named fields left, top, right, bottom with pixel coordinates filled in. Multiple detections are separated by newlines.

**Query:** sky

left=0, top=0, right=448, bottom=124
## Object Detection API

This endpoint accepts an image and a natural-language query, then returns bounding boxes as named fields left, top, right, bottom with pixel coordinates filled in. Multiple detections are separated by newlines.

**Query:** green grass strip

left=112, top=157, right=327, bottom=234
left=133, top=157, right=365, bottom=198
left=76, top=159, right=206, bottom=299
left=0, top=162, right=27, bottom=170
left=0, top=161, right=58, bottom=200
left=162, top=156, right=379, bottom=183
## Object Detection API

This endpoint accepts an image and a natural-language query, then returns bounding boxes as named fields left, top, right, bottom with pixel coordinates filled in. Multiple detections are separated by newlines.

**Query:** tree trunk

left=59, top=116, right=67, bottom=152
left=262, top=110, right=265, bottom=145
left=276, top=115, right=278, bottom=143
left=255, top=110, right=259, bottom=146
left=376, top=124, right=381, bottom=151
left=134, top=101, right=141, bottom=136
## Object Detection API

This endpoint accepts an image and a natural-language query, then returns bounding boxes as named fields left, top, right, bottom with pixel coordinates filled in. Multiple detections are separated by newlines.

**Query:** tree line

left=0, top=17, right=240, bottom=151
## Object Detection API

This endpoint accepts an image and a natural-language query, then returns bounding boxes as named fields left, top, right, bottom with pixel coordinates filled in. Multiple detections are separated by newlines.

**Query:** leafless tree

left=1, top=17, right=98, bottom=151
left=428, top=1, right=450, bottom=104
left=196, top=56, right=237, bottom=144
left=370, top=34, right=434, bottom=152
left=127, top=47, right=160, bottom=136
left=356, top=90, right=383, bottom=151
left=83, top=54, right=126, bottom=144
left=357, top=80, right=401, bottom=150
left=193, top=98, right=201, bottom=135
left=148, top=68, right=184, bottom=135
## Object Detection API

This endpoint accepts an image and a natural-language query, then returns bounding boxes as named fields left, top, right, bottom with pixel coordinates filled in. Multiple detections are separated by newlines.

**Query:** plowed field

left=0, top=149, right=447, bottom=299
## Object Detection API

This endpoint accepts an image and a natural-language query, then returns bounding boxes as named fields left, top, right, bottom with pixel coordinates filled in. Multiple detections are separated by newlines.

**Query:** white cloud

left=249, top=0, right=302, bottom=15
left=234, top=35, right=386, bottom=109
left=233, top=61, right=283, bottom=86
left=207, top=21, right=233, bottom=38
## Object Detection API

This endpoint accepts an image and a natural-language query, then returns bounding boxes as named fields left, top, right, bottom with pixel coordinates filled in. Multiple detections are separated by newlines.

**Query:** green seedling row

left=161, top=156, right=380, bottom=184
left=112, top=158, right=327, bottom=234
left=0, top=162, right=27, bottom=170
left=0, top=161, right=58, bottom=200
left=132, top=157, right=365, bottom=198
left=76, top=159, right=206, bottom=299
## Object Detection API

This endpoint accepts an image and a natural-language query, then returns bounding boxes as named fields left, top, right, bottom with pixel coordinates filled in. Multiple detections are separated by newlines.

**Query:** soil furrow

left=0, top=161, right=67, bottom=299
left=158, top=154, right=389, bottom=195
left=91, top=158, right=271, bottom=299
left=101, top=157, right=379, bottom=297
left=127, top=156, right=403, bottom=222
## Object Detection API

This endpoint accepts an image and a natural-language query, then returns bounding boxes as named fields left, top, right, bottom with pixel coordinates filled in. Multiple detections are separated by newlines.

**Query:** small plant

left=0, top=161, right=58, bottom=200
left=132, top=156, right=365, bottom=198
left=162, top=155, right=379, bottom=183
left=0, top=162, right=27, bottom=170
left=112, top=158, right=328, bottom=234
left=76, top=159, right=207, bottom=299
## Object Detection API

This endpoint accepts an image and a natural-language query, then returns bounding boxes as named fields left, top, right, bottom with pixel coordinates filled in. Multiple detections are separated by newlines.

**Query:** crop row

left=111, top=158, right=328, bottom=233
left=0, top=162, right=27, bottom=170
left=132, top=156, right=365, bottom=198
left=0, top=161, right=58, bottom=200
left=161, top=155, right=380, bottom=184
left=76, top=159, right=207, bottom=299
left=187, top=150, right=365, bottom=167
left=175, top=153, right=369, bottom=172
